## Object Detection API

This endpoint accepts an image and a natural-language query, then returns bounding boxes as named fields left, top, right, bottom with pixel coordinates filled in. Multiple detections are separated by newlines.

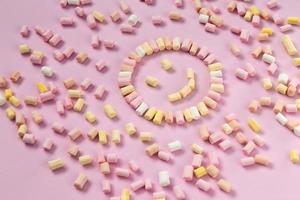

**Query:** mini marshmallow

left=152, top=15, right=164, bottom=25
left=262, top=53, right=275, bottom=64
left=276, top=113, right=288, bottom=125
left=116, top=168, right=131, bottom=178
left=168, top=140, right=182, bottom=152
left=41, top=66, right=54, bottom=77
left=74, top=173, right=88, bottom=190
left=199, top=14, right=209, bottom=24
left=128, top=14, right=139, bottom=26
left=159, top=171, right=171, bottom=187
left=241, top=157, right=255, bottom=167
left=60, top=16, right=74, bottom=26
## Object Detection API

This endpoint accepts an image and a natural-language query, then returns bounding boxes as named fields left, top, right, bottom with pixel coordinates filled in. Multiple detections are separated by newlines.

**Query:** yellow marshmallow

left=160, top=58, right=173, bottom=71
left=92, top=11, right=105, bottom=23
left=99, top=130, right=108, bottom=145
left=248, top=118, right=261, bottom=133
left=103, top=104, right=117, bottom=119
left=282, top=35, right=298, bottom=56
left=290, top=149, right=299, bottom=164
left=287, top=16, right=300, bottom=25
left=37, top=82, right=48, bottom=93
left=125, top=122, right=136, bottom=136
left=145, top=76, right=159, bottom=87
left=84, top=111, right=97, bottom=124
left=194, top=166, right=207, bottom=178
left=19, top=44, right=31, bottom=54
left=73, top=98, right=85, bottom=112
left=153, top=110, right=164, bottom=125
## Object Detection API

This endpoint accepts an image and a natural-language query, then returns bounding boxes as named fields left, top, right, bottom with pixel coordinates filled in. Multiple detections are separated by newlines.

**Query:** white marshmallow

left=159, top=171, right=171, bottom=187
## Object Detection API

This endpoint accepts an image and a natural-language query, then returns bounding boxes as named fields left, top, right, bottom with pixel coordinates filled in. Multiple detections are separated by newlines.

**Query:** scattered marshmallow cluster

left=1, top=0, right=300, bottom=199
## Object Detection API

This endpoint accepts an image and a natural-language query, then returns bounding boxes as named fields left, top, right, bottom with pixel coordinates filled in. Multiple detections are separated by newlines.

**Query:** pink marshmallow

left=130, top=180, right=145, bottom=191
left=192, top=154, right=203, bottom=168
left=128, top=160, right=140, bottom=172
left=253, top=135, right=265, bottom=147
left=173, top=185, right=186, bottom=199
left=23, top=134, right=36, bottom=145
left=20, top=25, right=30, bottom=37
left=181, top=38, right=192, bottom=52
left=273, top=14, right=284, bottom=25
left=49, top=82, right=59, bottom=94
left=56, top=100, right=65, bottom=115
left=62, top=47, right=75, bottom=58
left=209, top=132, right=224, bottom=144
left=237, top=3, right=246, bottom=16
left=64, top=97, right=73, bottom=110
left=175, top=110, right=185, bottom=125
left=145, top=178, right=153, bottom=190
left=208, top=151, right=219, bottom=166
left=245, top=63, right=256, bottom=77
left=40, top=91, right=55, bottom=103
left=241, top=157, right=255, bottom=167
left=91, top=35, right=100, bottom=48
left=205, top=23, right=217, bottom=33
left=87, top=14, right=97, bottom=29
left=218, top=139, right=232, bottom=151
left=267, top=63, right=278, bottom=75
left=196, top=179, right=211, bottom=192
left=75, top=6, right=86, bottom=17
left=243, top=141, right=257, bottom=155
left=34, top=25, right=45, bottom=36
left=123, top=58, right=136, bottom=67
left=197, top=46, right=209, bottom=60
left=80, top=78, right=93, bottom=90
left=52, top=122, right=65, bottom=134
left=240, top=29, right=251, bottom=43
left=152, top=15, right=163, bottom=25
left=149, top=39, right=160, bottom=52
left=60, top=0, right=67, bottom=8
left=208, top=90, right=221, bottom=101
left=80, top=0, right=92, bottom=5
left=125, top=91, right=138, bottom=102
left=120, top=24, right=134, bottom=33
left=280, top=24, right=292, bottom=33
left=230, top=26, right=241, bottom=35
left=53, top=50, right=65, bottom=62
left=98, top=152, right=106, bottom=163
left=158, top=151, right=172, bottom=162
left=115, top=168, right=131, bottom=178
left=204, top=53, right=216, bottom=65
left=174, top=0, right=183, bottom=8
left=42, top=30, right=53, bottom=42
left=49, top=34, right=63, bottom=47
left=164, top=111, right=174, bottom=124
left=102, top=180, right=111, bottom=194
left=285, top=104, right=297, bottom=113
left=252, top=15, right=261, bottom=27
left=94, top=85, right=106, bottom=99
left=60, top=16, right=74, bottom=26
left=103, top=40, right=116, bottom=49
left=182, top=165, right=193, bottom=181
left=130, top=96, right=143, bottom=109
left=106, top=153, right=118, bottom=163
left=224, top=113, right=236, bottom=122
left=235, top=68, right=249, bottom=80
left=43, top=138, right=54, bottom=151
left=95, top=60, right=106, bottom=71
left=267, top=0, right=279, bottom=9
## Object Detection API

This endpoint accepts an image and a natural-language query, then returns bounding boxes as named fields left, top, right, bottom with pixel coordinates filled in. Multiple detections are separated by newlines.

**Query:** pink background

left=1, top=0, right=300, bottom=199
